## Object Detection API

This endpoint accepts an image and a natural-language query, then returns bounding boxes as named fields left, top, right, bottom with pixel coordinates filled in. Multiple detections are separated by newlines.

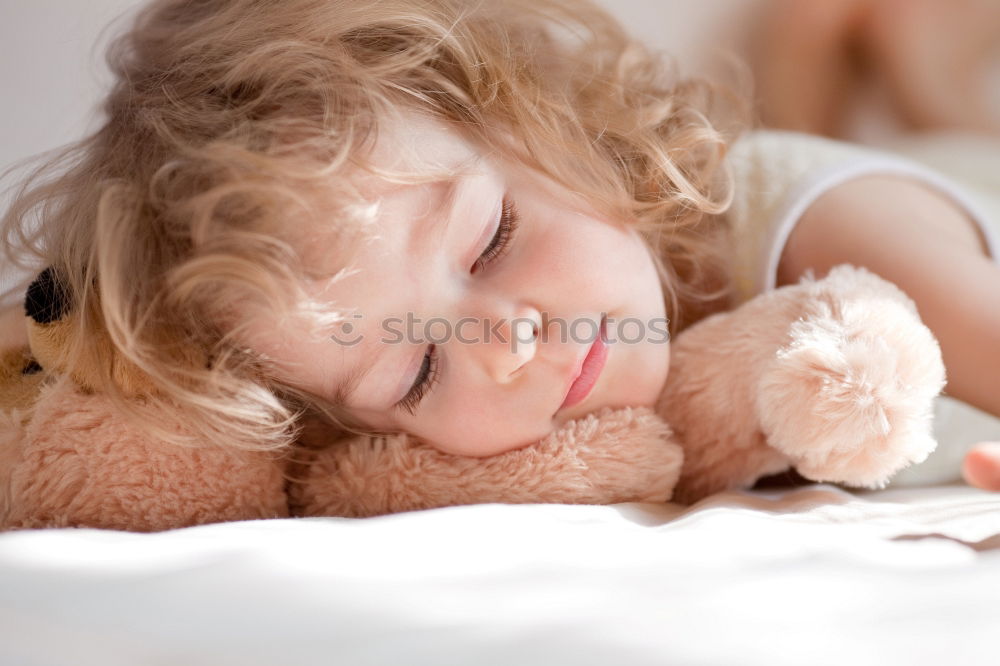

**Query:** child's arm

left=776, top=174, right=1000, bottom=418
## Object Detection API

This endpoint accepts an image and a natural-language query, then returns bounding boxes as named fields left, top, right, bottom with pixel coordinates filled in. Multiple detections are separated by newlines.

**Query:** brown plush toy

left=0, top=263, right=945, bottom=531
left=0, top=267, right=289, bottom=531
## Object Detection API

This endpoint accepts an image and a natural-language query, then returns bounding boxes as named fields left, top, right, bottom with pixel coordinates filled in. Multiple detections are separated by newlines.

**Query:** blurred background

left=4, top=0, right=1000, bottom=179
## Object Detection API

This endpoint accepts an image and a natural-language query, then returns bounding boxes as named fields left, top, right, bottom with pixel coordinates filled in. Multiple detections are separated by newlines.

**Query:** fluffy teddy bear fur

left=287, top=406, right=681, bottom=518
left=659, top=264, right=945, bottom=503
left=0, top=374, right=288, bottom=531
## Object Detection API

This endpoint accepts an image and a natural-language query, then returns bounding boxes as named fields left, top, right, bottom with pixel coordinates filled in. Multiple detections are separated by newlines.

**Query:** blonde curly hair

left=0, top=0, right=746, bottom=452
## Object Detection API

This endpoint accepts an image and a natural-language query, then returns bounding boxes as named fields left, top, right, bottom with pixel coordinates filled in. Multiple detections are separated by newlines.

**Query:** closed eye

left=394, top=344, right=440, bottom=417
left=393, top=196, right=521, bottom=417
left=472, top=197, right=519, bottom=274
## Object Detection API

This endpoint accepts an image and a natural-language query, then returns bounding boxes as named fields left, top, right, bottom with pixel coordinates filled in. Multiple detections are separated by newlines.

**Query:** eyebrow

left=331, top=178, right=463, bottom=409
left=408, top=178, right=462, bottom=259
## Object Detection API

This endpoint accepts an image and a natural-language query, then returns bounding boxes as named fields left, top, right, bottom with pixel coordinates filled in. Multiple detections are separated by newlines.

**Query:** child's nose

left=470, top=308, right=541, bottom=384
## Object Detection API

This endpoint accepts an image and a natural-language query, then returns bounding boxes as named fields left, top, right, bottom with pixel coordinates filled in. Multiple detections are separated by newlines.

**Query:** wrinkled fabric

left=1, top=484, right=998, bottom=666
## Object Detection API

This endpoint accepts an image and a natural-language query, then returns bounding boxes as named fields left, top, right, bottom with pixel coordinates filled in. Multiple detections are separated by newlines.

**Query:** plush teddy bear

left=0, top=267, right=289, bottom=531
left=0, top=263, right=945, bottom=531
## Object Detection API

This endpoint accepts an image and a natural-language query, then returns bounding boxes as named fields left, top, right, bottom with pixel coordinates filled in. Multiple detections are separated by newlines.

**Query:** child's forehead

left=354, top=110, right=488, bottom=196
left=292, top=113, right=492, bottom=281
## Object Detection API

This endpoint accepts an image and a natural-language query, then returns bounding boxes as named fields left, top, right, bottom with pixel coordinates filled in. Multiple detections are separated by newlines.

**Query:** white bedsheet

left=1, top=484, right=998, bottom=666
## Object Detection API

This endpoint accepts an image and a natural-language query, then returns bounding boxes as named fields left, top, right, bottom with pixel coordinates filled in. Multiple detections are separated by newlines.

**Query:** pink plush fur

left=0, top=264, right=946, bottom=531
left=288, top=406, right=681, bottom=518
left=660, top=264, right=945, bottom=503
left=755, top=267, right=944, bottom=485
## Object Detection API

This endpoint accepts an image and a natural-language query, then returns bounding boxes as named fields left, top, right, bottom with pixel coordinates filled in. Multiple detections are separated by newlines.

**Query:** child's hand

left=963, top=442, right=1000, bottom=491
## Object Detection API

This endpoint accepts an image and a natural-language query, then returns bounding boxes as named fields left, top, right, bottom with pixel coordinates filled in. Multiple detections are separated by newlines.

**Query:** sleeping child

left=1, top=0, right=998, bottom=509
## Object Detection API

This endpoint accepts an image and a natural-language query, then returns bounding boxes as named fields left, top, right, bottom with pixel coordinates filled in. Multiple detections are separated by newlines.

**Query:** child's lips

left=559, top=316, right=609, bottom=411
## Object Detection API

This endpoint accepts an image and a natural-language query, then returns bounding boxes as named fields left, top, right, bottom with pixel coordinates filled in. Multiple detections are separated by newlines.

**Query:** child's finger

left=961, top=441, right=1000, bottom=491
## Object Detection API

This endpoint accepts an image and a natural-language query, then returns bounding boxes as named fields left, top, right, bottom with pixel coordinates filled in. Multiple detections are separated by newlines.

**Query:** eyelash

left=395, top=197, right=520, bottom=416
left=396, top=344, right=441, bottom=416
left=472, top=198, right=519, bottom=275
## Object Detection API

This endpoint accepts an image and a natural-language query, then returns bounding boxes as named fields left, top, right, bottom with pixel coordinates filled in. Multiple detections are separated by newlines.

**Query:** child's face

left=242, top=113, right=671, bottom=456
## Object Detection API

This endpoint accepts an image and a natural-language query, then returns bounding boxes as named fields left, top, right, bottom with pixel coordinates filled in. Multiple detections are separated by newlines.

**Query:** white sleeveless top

left=725, top=129, right=1000, bottom=307
left=723, top=130, right=1000, bottom=486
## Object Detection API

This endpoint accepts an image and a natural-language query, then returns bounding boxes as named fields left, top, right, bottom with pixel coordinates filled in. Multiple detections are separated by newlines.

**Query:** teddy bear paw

left=755, top=271, right=946, bottom=488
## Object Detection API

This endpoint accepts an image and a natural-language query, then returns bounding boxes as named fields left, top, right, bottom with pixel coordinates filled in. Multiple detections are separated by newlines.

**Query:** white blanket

left=2, top=484, right=998, bottom=666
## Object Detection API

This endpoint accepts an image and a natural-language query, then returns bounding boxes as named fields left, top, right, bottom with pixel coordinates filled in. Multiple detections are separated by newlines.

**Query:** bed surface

left=2, top=484, right=999, bottom=666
